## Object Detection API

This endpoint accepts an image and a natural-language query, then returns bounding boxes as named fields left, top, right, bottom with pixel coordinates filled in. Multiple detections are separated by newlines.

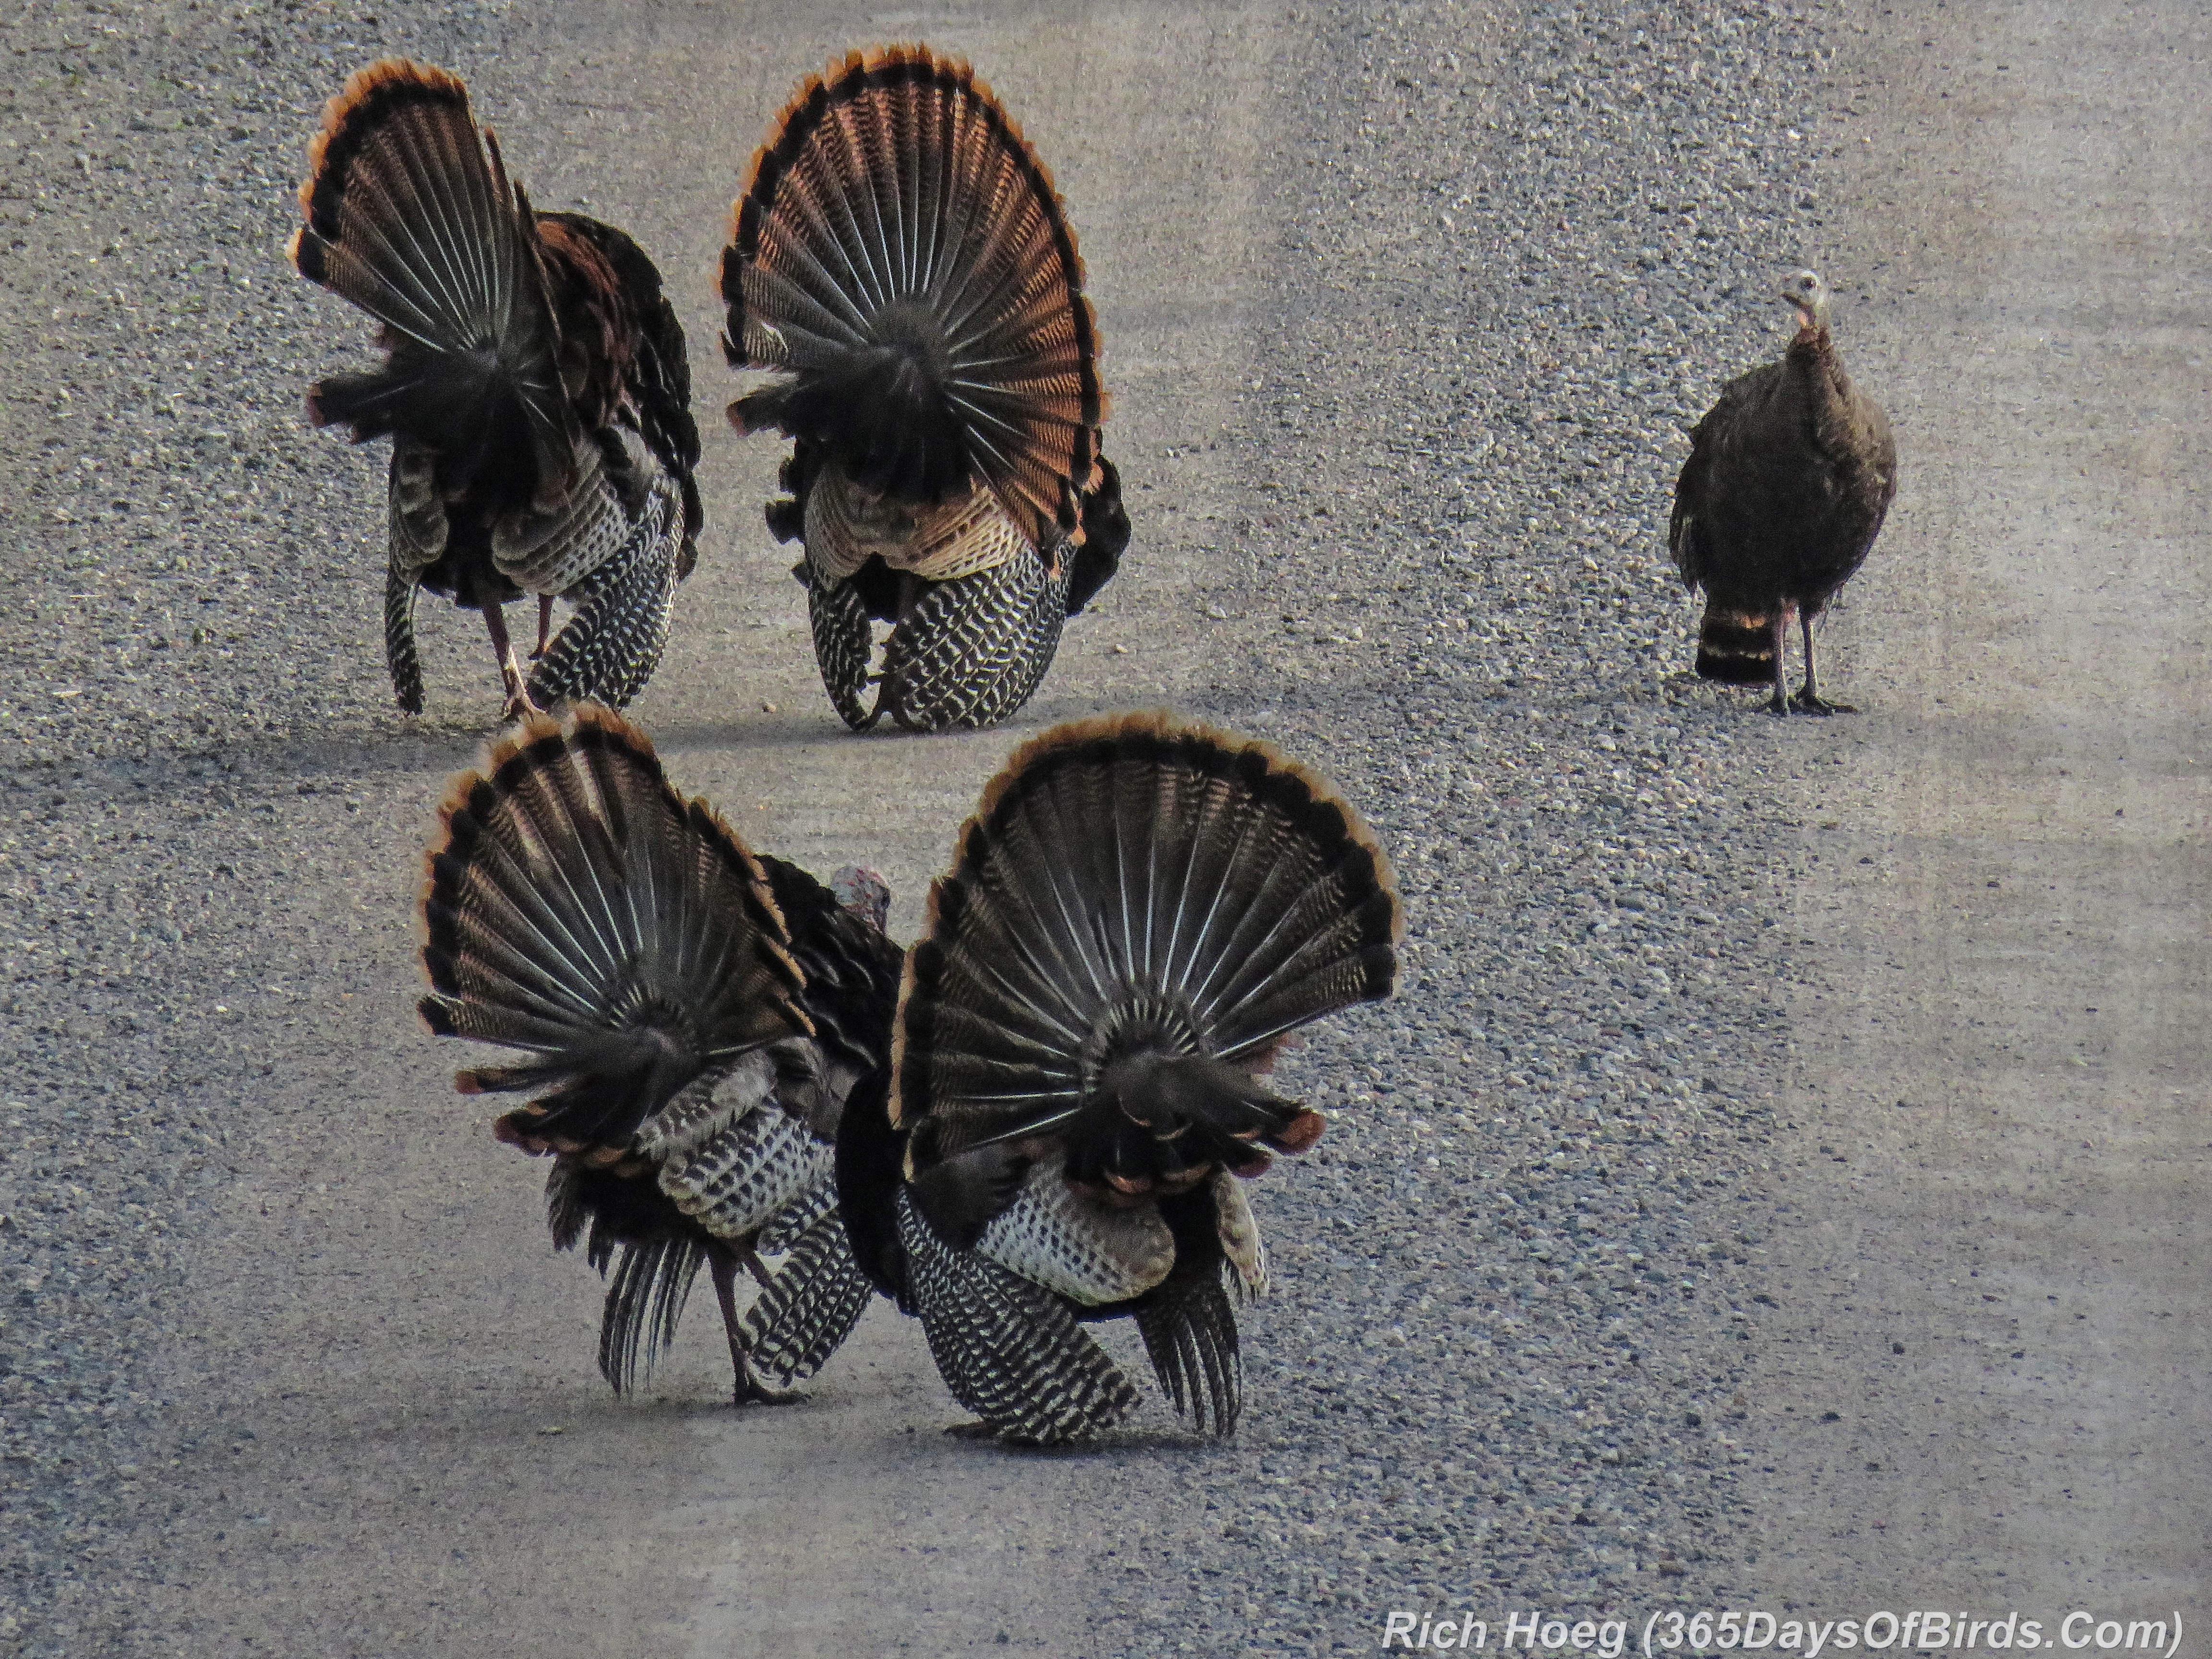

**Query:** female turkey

left=1670, top=269, right=1896, bottom=714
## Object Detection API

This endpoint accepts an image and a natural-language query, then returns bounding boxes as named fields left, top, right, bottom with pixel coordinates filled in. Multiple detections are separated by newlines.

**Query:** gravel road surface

left=0, top=0, right=2200, bottom=1655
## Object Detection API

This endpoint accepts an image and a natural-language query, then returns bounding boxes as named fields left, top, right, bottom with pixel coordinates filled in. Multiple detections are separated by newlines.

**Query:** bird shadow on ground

left=957, top=1424, right=1241, bottom=1463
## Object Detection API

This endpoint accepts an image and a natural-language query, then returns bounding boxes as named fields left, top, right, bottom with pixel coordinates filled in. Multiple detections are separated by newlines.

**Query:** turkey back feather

left=757, top=856, right=906, bottom=1084
left=892, top=711, right=1401, bottom=1195
left=290, top=59, right=578, bottom=507
left=418, top=705, right=811, bottom=1154
left=722, top=44, right=1106, bottom=554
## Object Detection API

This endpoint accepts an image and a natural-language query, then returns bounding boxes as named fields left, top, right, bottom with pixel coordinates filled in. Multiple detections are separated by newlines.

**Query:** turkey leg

left=1791, top=611, right=1856, bottom=714
left=707, top=1244, right=805, bottom=1407
left=529, top=594, right=556, bottom=661
left=1766, top=608, right=1792, bottom=716
left=481, top=604, right=542, bottom=722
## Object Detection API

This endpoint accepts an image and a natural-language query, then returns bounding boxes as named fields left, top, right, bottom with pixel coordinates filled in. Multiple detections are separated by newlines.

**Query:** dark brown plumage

left=291, top=60, right=703, bottom=718
left=1670, top=269, right=1897, bottom=714
left=417, top=706, right=899, bottom=1403
left=836, top=712, right=1401, bottom=1444
left=722, top=44, right=1129, bottom=732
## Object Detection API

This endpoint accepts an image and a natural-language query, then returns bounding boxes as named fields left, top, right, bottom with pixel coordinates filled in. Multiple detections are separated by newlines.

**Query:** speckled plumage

left=525, top=471, right=683, bottom=710
left=724, top=45, right=1126, bottom=732
left=838, top=713, right=1401, bottom=1443
left=877, top=538, right=1071, bottom=731
left=975, top=1155, right=1175, bottom=1304
left=292, top=59, right=701, bottom=716
left=416, top=707, right=901, bottom=1403
left=897, top=1189, right=1141, bottom=1444
left=738, top=1199, right=878, bottom=1387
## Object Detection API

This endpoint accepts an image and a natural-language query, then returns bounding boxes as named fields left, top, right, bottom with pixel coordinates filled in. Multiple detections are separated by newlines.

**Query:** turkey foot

left=709, top=1247, right=804, bottom=1407
left=941, top=1420, right=1001, bottom=1440
left=529, top=594, right=555, bottom=661
left=732, top=1364, right=807, bottom=1408
left=483, top=604, right=543, bottom=721
left=1790, top=687, right=1856, bottom=716
left=1764, top=610, right=1793, bottom=717
left=1791, top=616, right=1853, bottom=713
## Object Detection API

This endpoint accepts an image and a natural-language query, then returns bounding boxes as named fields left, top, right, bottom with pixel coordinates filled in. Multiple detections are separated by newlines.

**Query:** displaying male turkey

left=721, top=44, right=1130, bottom=733
left=836, top=711, right=1401, bottom=1443
left=417, top=706, right=900, bottom=1402
left=291, top=60, right=704, bottom=719
left=1670, top=268, right=1896, bottom=714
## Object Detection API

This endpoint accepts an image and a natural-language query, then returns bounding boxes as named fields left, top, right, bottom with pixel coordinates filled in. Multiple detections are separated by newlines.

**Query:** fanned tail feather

left=1695, top=604, right=1776, bottom=684
left=721, top=44, right=1106, bottom=553
left=290, top=59, right=577, bottom=501
left=892, top=711, right=1401, bottom=1182
left=416, top=705, right=810, bottom=1153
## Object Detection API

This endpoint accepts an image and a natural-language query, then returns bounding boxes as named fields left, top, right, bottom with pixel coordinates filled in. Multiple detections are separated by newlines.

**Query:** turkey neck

left=1786, top=325, right=1882, bottom=460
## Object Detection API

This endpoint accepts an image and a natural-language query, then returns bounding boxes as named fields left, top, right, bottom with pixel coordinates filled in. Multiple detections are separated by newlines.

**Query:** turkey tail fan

left=1694, top=603, right=1776, bottom=685
left=418, top=704, right=812, bottom=1153
left=721, top=44, right=1107, bottom=556
left=291, top=59, right=578, bottom=504
left=891, top=711, right=1400, bottom=1187
left=598, top=1232, right=708, bottom=1395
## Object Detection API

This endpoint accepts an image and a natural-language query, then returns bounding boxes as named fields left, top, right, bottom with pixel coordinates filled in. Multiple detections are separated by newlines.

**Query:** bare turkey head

left=830, top=864, right=892, bottom=933
left=1778, top=268, right=1831, bottom=332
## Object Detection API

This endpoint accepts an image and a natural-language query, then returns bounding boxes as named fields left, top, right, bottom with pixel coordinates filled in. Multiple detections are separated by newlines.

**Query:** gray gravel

left=0, top=0, right=1855, bottom=1652
left=1075, top=1, right=1837, bottom=1651
left=0, top=2, right=505, bottom=1651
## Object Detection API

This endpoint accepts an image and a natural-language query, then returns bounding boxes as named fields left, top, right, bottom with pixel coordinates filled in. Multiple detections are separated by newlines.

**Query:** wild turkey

left=1670, top=269, right=1897, bottom=714
left=417, top=706, right=900, bottom=1402
left=836, top=712, right=1401, bottom=1443
left=721, top=44, right=1130, bottom=733
left=291, top=60, right=704, bottom=719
